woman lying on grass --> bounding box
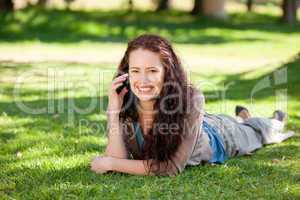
[90,34,295,176]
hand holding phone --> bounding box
[116,78,129,94]
[107,73,129,115]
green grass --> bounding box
[1,6,300,43]
[0,5,300,200]
[1,7,299,74]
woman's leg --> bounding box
[269,114,295,143]
[241,108,295,144]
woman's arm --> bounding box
[91,156,154,176]
[111,157,152,176]
[104,113,128,159]
[104,73,129,159]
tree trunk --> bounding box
[128,0,133,12]
[282,0,297,23]
[156,0,169,11]
[37,0,47,7]
[65,0,75,10]
[190,0,203,15]
[202,0,226,19]
[247,0,253,12]
[0,0,14,11]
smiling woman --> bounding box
[128,48,165,103]
[90,34,295,176]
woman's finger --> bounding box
[96,170,107,174]
[119,87,128,97]
[111,82,124,90]
[112,77,127,85]
[112,74,128,84]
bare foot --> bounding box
[239,110,251,120]
[273,110,287,124]
[235,105,251,121]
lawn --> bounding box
[0,4,300,199]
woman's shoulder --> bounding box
[180,88,204,137]
[186,88,205,120]
[192,88,205,108]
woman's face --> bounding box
[128,48,165,102]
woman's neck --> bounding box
[138,100,155,111]
[137,100,157,134]
[138,100,157,116]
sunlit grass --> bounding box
[1,6,299,76]
[0,3,300,199]
[1,53,299,199]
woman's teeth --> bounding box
[138,86,153,92]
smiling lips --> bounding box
[137,85,154,93]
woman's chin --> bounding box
[136,94,158,102]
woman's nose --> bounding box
[137,73,151,84]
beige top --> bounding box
[121,90,212,176]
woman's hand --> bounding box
[107,73,129,115]
[90,156,113,174]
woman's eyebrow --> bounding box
[129,66,140,70]
[147,66,159,69]
[129,66,159,70]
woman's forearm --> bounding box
[110,157,152,176]
[105,114,128,158]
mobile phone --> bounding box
[116,77,129,94]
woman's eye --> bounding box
[131,70,138,73]
[150,70,157,73]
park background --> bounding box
[0,0,300,199]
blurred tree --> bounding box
[247,0,254,11]
[37,0,47,6]
[190,0,203,15]
[202,0,226,19]
[282,0,297,23]
[65,0,75,10]
[155,0,169,11]
[0,0,14,11]
[128,0,133,12]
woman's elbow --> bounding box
[104,148,128,159]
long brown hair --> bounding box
[114,34,199,175]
